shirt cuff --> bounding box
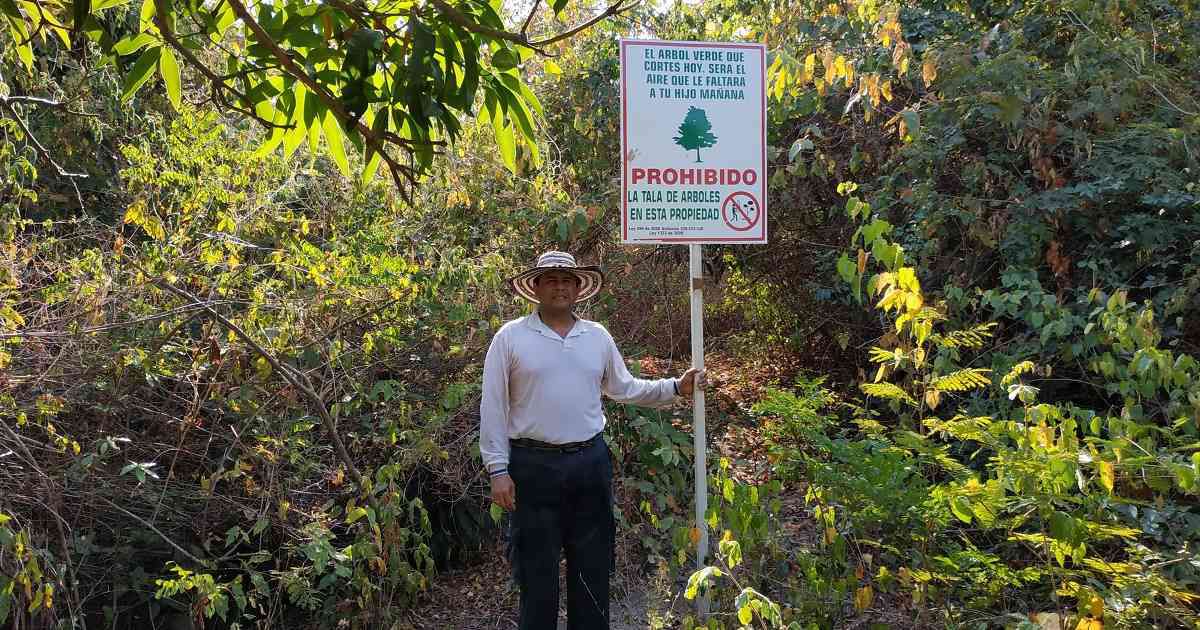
[487,462,509,474]
[672,378,680,396]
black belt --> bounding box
[510,433,601,453]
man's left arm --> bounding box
[600,331,702,407]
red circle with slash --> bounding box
[721,191,761,231]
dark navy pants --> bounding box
[508,437,614,630]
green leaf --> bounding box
[950,495,973,524]
[861,218,892,247]
[491,48,518,70]
[345,506,368,524]
[159,47,182,110]
[121,46,163,101]
[91,0,134,10]
[788,137,813,162]
[361,108,386,185]
[253,125,287,158]
[836,253,856,285]
[495,82,540,164]
[900,109,920,141]
[283,85,308,157]
[112,33,155,56]
[552,0,568,13]
[138,0,155,30]
[489,503,502,524]
[514,77,544,118]
[323,111,351,177]
[5,13,34,71]
[489,98,517,174]
[860,382,917,407]
[304,91,324,151]
[684,566,722,600]
[738,604,753,625]
[543,59,562,75]
[719,538,742,568]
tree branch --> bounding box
[223,0,418,198]
[0,95,88,181]
[521,0,541,37]
[96,495,208,567]
[528,0,632,48]
[427,0,633,55]
[0,73,87,210]
[152,3,284,132]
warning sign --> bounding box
[620,39,767,244]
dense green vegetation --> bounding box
[2,0,1198,628]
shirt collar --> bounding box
[525,312,590,339]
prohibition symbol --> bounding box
[721,191,761,231]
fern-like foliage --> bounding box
[860,382,917,407]
[924,415,994,443]
[931,368,992,392]
[1001,360,1037,386]
[868,346,900,365]
[933,322,998,349]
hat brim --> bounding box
[508,266,604,304]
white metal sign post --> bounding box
[619,38,767,617]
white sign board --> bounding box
[620,39,767,244]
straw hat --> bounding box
[508,251,604,304]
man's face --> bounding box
[532,270,581,309]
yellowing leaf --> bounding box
[922,56,938,88]
[881,80,893,101]
[543,59,562,75]
[345,506,368,524]
[854,585,874,612]
[1076,617,1103,630]
[833,55,847,81]
[1098,460,1115,492]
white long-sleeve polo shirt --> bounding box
[479,312,679,473]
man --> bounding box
[480,251,702,630]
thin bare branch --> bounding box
[428,0,631,56]
[142,260,373,502]
[96,495,208,567]
[0,76,88,209]
[521,0,541,37]
[528,0,632,48]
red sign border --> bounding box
[620,38,768,245]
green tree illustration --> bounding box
[673,106,719,162]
